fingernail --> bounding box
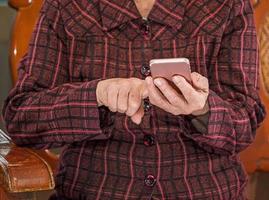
[154,79,162,86]
[172,76,181,83]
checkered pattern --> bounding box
[2,0,265,199]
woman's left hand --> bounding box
[145,72,209,116]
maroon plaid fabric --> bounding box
[2,0,266,199]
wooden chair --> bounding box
[0,0,268,199]
[239,0,269,175]
[239,1,269,199]
[0,1,58,199]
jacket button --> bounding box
[143,99,152,112]
[144,174,156,187]
[140,20,150,36]
[143,134,155,146]
[141,64,151,76]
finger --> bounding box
[101,89,108,106]
[107,85,118,112]
[172,75,196,102]
[126,88,141,116]
[145,77,176,112]
[140,81,149,99]
[117,86,130,113]
[153,78,187,106]
[191,72,209,92]
[96,81,108,106]
[131,105,144,124]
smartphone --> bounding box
[149,58,192,83]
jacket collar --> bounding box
[99,0,186,31]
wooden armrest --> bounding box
[8,0,33,9]
[8,0,43,84]
[0,144,58,193]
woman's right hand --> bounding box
[96,78,148,124]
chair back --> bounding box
[240,0,269,173]
[9,0,43,84]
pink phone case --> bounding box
[149,58,192,83]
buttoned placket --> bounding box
[138,19,159,199]
[140,18,151,40]
[140,25,153,115]
[140,19,153,115]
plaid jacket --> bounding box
[2,0,266,199]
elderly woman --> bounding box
[2,0,266,199]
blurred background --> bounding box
[0,0,269,200]
[0,0,13,130]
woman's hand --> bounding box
[96,78,148,124]
[145,72,209,116]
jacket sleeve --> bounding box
[184,0,266,155]
[2,0,114,149]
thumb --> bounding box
[131,105,144,125]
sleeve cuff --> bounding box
[185,90,226,134]
[187,113,209,133]
[72,79,115,140]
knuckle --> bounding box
[126,111,133,116]
[118,105,127,113]
[109,106,117,112]
[171,110,178,116]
